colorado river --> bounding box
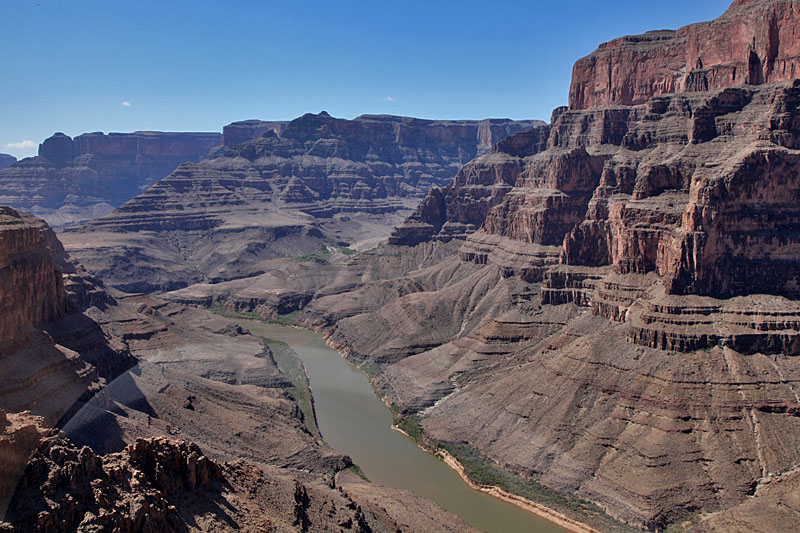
[244,322,568,533]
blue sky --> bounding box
[2,0,732,159]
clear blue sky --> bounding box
[2,0,733,159]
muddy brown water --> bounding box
[245,322,568,533]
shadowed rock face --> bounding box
[61,113,542,293]
[0,155,15,171]
[569,0,800,110]
[0,131,221,227]
[0,207,65,355]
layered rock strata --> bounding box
[569,0,800,110]
[265,1,800,529]
[0,131,221,227]
[62,112,542,292]
[0,207,65,354]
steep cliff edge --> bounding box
[569,0,800,110]
[0,131,221,227]
[62,113,542,293]
[0,207,65,354]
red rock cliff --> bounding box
[569,0,800,110]
[0,207,65,354]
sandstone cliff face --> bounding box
[569,0,800,110]
[62,112,542,293]
[400,80,800,302]
[0,131,221,227]
[0,207,65,355]
[389,123,552,245]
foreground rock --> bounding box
[61,113,542,293]
[2,435,476,532]
[0,131,221,227]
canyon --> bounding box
[0,208,479,531]
[0,131,221,228]
[4,0,800,531]
[60,113,541,292]
[158,0,800,530]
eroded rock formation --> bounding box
[62,113,542,292]
[1,435,476,532]
[0,131,221,227]
[569,0,800,110]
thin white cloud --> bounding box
[121,101,132,107]
[4,140,37,150]
[385,96,395,102]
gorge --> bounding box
[4,0,800,531]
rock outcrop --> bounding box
[0,411,49,520]
[0,207,65,354]
[222,119,288,146]
[62,113,542,292]
[0,131,221,227]
[0,155,15,171]
[569,0,800,110]
[1,435,477,532]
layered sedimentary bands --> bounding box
[61,113,541,292]
[172,1,800,529]
[0,131,221,227]
[0,208,476,531]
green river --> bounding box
[244,322,568,533]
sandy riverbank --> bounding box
[436,449,601,533]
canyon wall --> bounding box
[62,112,543,292]
[569,0,800,110]
[0,131,221,227]
[0,207,65,355]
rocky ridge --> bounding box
[0,131,221,227]
[61,112,542,293]
[2,435,476,532]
